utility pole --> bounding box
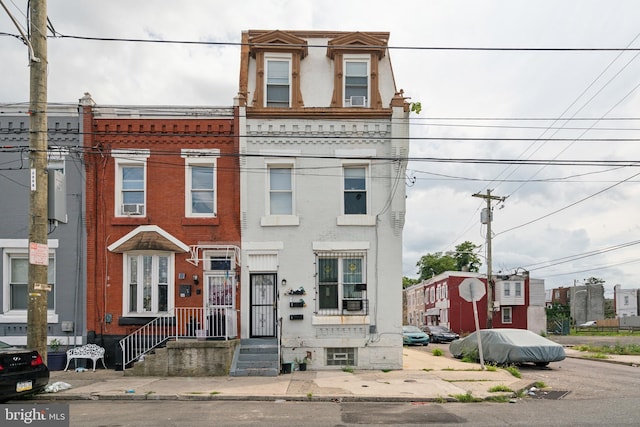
[27,0,49,359]
[472,189,506,329]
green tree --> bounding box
[452,241,482,273]
[416,241,482,281]
[403,276,420,289]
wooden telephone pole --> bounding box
[27,0,49,359]
[472,189,506,329]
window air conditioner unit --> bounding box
[122,203,144,215]
[344,299,364,311]
[349,96,366,107]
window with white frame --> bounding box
[113,150,149,217]
[265,58,291,107]
[343,166,367,215]
[124,252,173,314]
[503,282,511,297]
[182,149,219,217]
[502,307,512,324]
[317,252,366,314]
[515,282,522,297]
[268,166,293,215]
[5,253,55,311]
[344,59,369,107]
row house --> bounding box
[81,96,240,367]
[404,283,425,327]
[415,271,546,335]
[0,104,86,349]
[614,285,638,318]
[238,30,410,370]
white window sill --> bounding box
[0,312,59,323]
[312,315,370,325]
[337,215,376,226]
[261,215,300,227]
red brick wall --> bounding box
[84,111,240,337]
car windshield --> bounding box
[403,326,422,333]
[430,326,446,332]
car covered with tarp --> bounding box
[449,328,566,366]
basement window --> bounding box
[326,347,357,366]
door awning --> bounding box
[425,308,440,316]
[107,225,189,253]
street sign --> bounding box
[458,278,486,302]
[458,277,487,369]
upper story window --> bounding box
[266,58,291,108]
[182,149,219,218]
[269,166,293,215]
[503,282,511,297]
[344,166,367,215]
[113,149,150,217]
[344,60,369,107]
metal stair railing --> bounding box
[119,307,239,370]
[119,312,176,370]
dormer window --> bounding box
[266,57,291,108]
[344,59,369,107]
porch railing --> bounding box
[119,307,238,370]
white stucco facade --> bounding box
[238,30,410,370]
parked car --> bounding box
[0,340,50,402]
[449,328,565,367]
[422,325,460,343]
[402,325,430,346]
[579,321,597,327]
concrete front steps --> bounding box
[230,338,279,377]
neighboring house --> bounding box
[614,285,638,318]
[549,286,571,307]
[81,95,240,366]
[0,104,86,348]
[419,271,544,334]
[238,30,411,370]
[569,284,605,325]
[404,283,425,327]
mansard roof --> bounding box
[248,30,308,58]
[326,31,389,59]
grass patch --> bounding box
[503,365,521,378]
[306,392,313,400]
[432,348,444,357]
[450,391,482,402]
[461,349,479,363]
[583,352,608,359]
[381,369,391,373]
[485,364,498,372]
[488,384,513,393]
[209,391,220,395]
[534,381,547,389]
[484,395,512,403]
[434,395,448,404]
[422,368,434,372]
[342,366,354,373]
[575,343,640,355]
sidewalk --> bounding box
[35,346,638,403]
[36,348,529,402]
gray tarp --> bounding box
[449,328,566,364]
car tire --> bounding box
[535,362,549,367]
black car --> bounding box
[422,325,460,343]
[0,340,50,402]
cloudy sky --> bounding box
[3,1,640,296]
